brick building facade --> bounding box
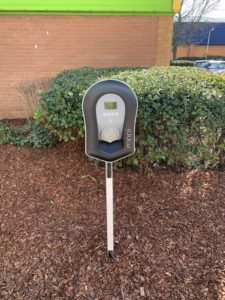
[0,15,174,118]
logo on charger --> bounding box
[126,129,133,149]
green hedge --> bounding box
[177,56,225,61]
[0,120,57,148]
[170,60,195,67]
[39,67,225,170]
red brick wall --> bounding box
[156,16,173,65]
[177,45,225,58]
[0,15,173,118]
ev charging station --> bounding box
[82,79,138,259]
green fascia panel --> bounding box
[0,0,174,15]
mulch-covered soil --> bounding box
[0,141,225,300]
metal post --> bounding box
[206,28,214,60]
[106,162,116,259]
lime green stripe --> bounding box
[0,11,173,16]
[0,0,174,15]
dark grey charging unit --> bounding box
[83,80,138,162]
[82,79,138,259]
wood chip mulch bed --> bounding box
[0,142,225,300]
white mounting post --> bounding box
[106,162,116,259]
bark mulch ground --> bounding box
[0,142,225,300]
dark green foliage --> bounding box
[26,121,58,148]
[112,68,225,170]
[38,67,225,170]
[170,60,195,67]
[0,121,57,148]
[177,56,225,61]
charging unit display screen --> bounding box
[104,102,117,110]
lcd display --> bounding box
[104,102,117,110]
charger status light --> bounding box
[103,112,119,117]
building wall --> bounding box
[177,45,225,58]
[156,16,173,65]
[0,15,173,119]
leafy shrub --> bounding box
[39,67,225,170]
[0,121,57,148]
[111,68,225,170]
[170,60,195,67]
[0,123,13,144]
[27,121,58,148]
